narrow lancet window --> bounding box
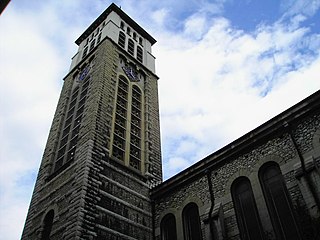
[183,203,202,240]
[41,210,54,240]
[161,213,177,240]
[231,177,264,240]
[259,162,301,240]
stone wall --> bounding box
[21,40,87,239]
[22,36,162,240]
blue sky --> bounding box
[1,0,320,239]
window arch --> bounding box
[118,31,126,48]
[182,202,202,240]
[41,210,54,240]
[231,177,264,240]
[160,213,177,240]
[259,162,301,240]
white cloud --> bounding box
[184,14,207,40]
[1,0,320,239]
[151,8,169,27]
[0,4,70,240]
[168,157,190,172]
[156,12,320,179]
[198,0,225,15]
[281,0,320,18]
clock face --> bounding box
[79,67,89,81]
[122,66,138,82]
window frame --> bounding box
[41,210,54,240]
[182,202,202,240]
[118,31,126,49]
[137,46,143,63]
[231,176,264,240]
[259,162,301,240]
[160,213,177,240]
[111,76,144,172]
[128,39,135,56]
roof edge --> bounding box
[75,3,156,46]
[151,89,320,198]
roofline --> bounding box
[75,3,156,45]
[151,89,320,199]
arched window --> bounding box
[41,210,54,240]
[182,203,202,240]
[112,76,128,162]
[139,37,143,46]
[259,162,301,240]
[231,177,264,240]
[160,213,177,240]
[129,85,142,170]
[128,39,135,56]
[118,31,126,48]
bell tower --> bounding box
[22,3,162,239]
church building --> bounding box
[22,3,320,240]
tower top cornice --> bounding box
[75,3,156,46]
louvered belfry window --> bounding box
[118,31,126,49]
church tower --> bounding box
[22,3,162,239]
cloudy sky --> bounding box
[1,0,320,239]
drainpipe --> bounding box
[285,122,320,211]
[151,199,156,240]
[206,169,215,240]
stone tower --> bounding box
[22,3,162,239]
